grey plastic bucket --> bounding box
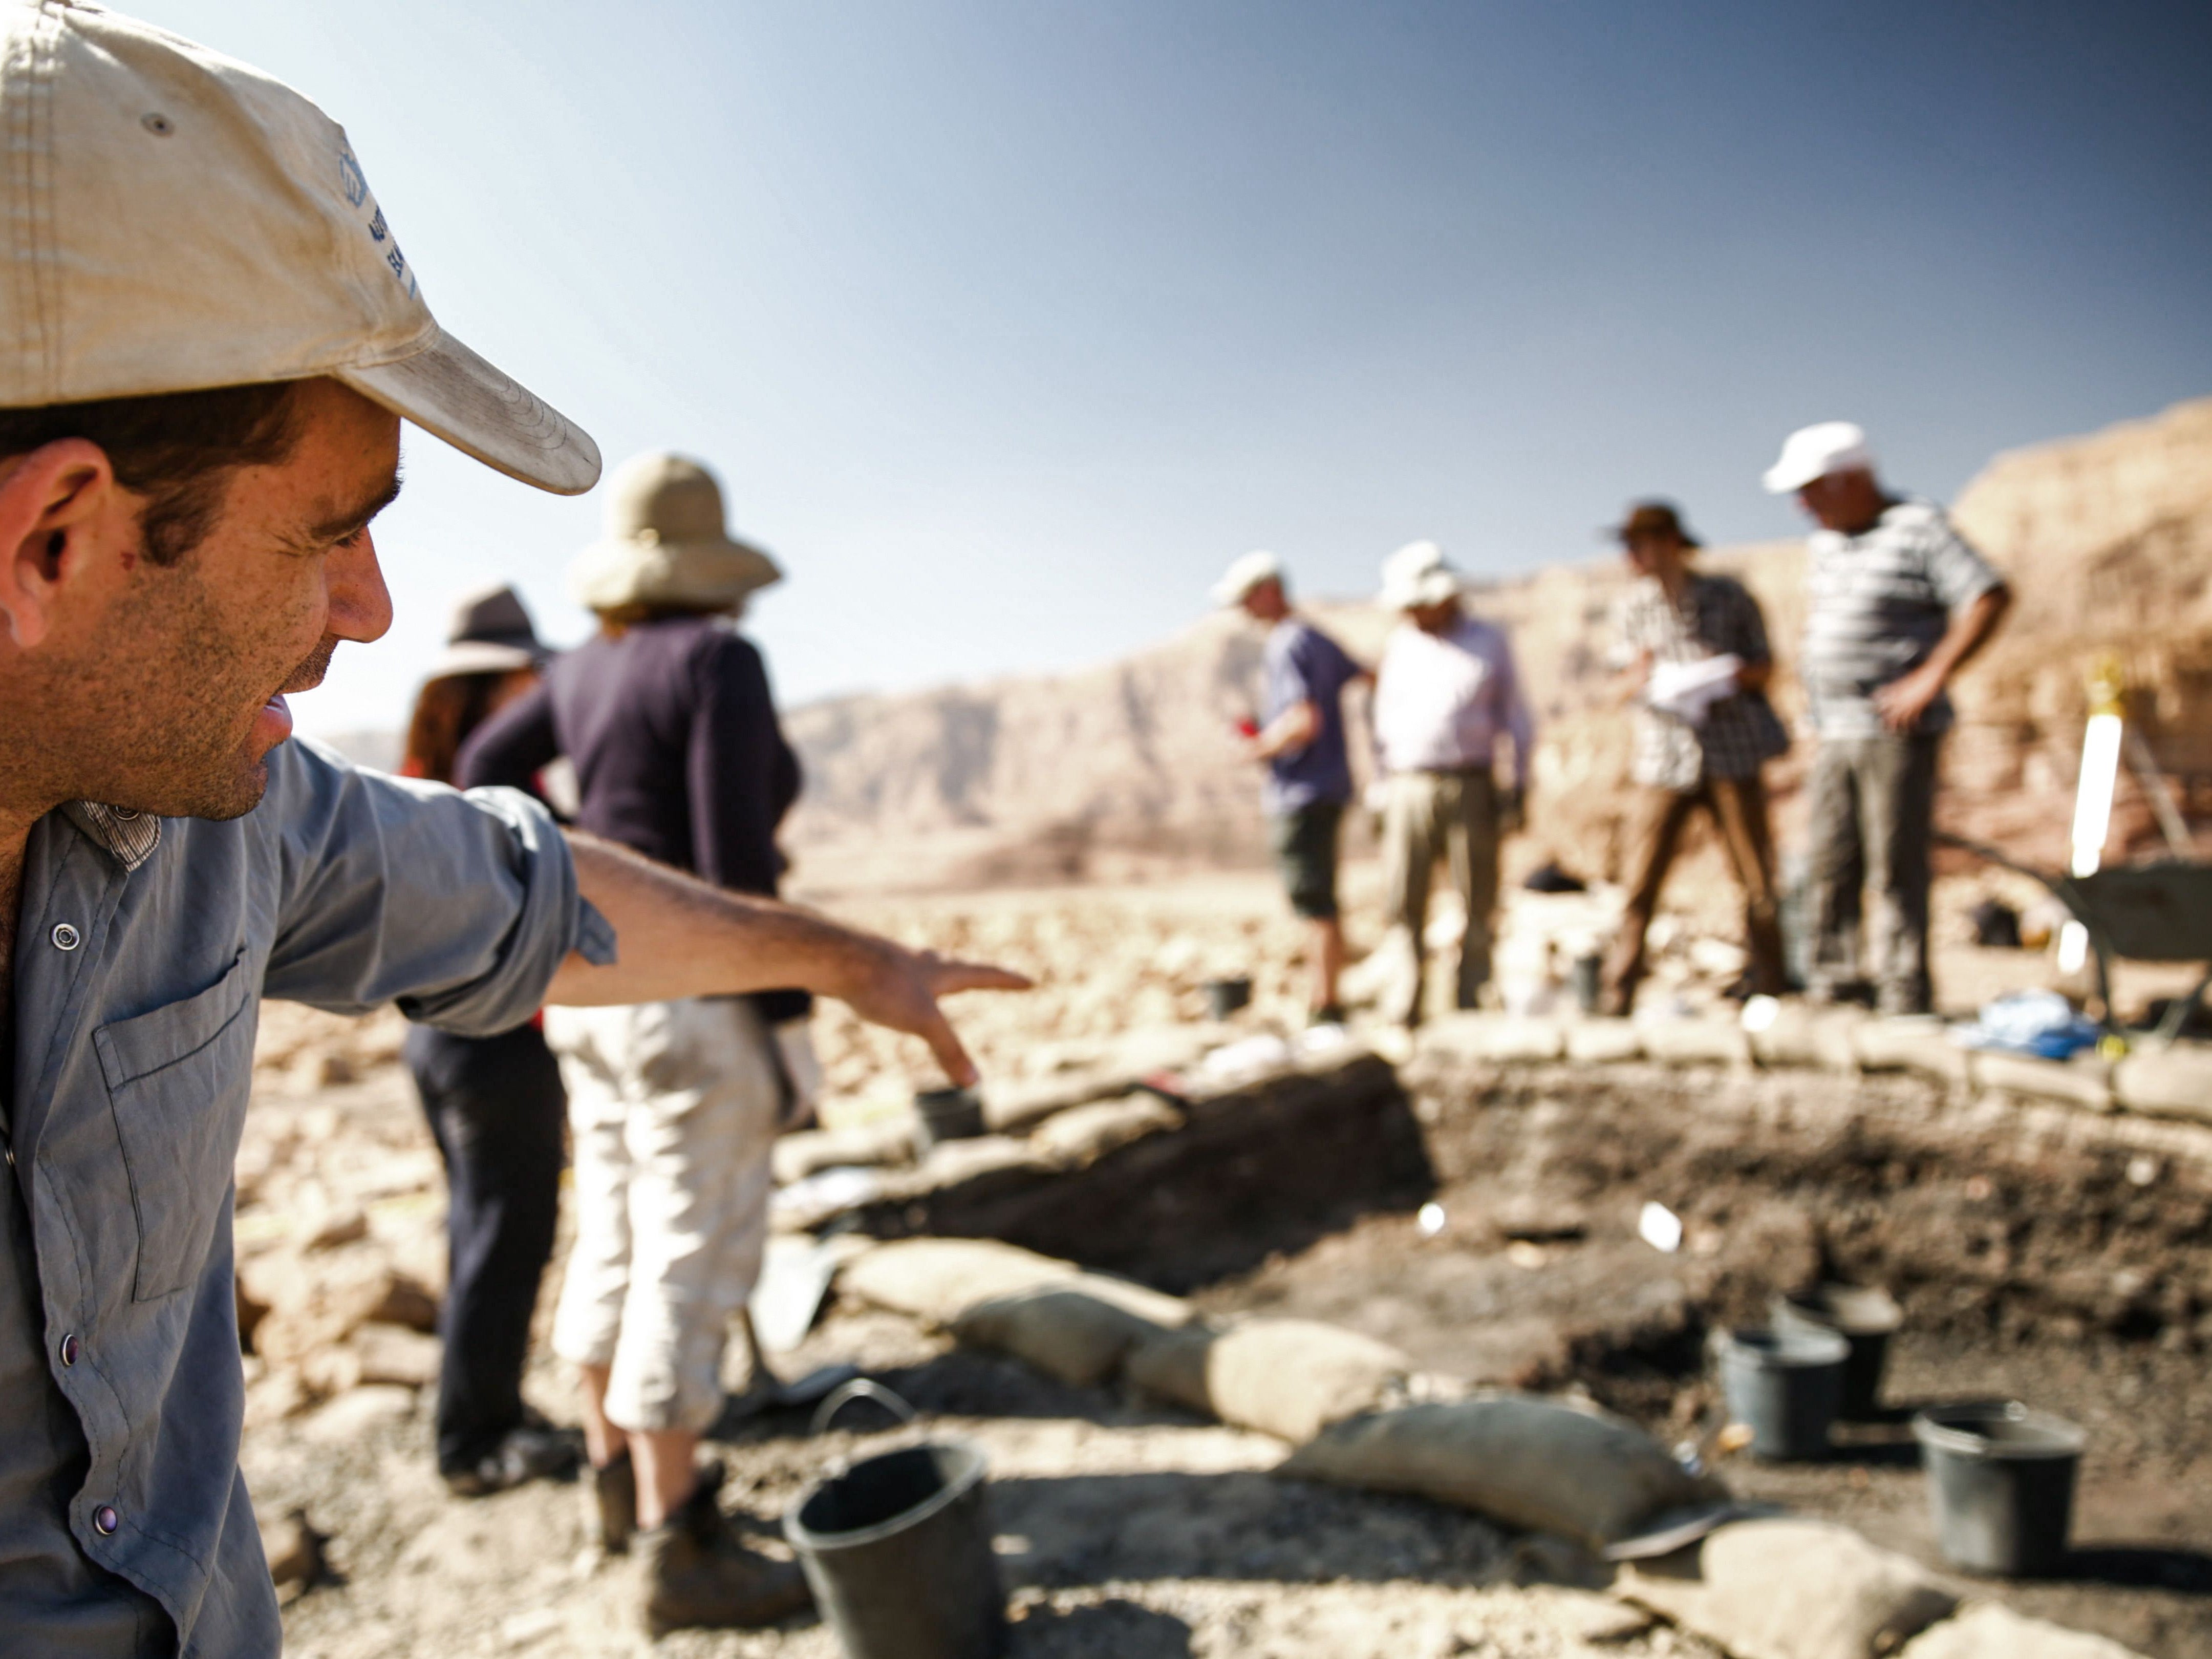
[1772,1283,1902,1419]
[785,1385,1005,1659]
[912,1086,986,1152]
[1913,1401,2086,1577]
[1204,976,1254,1019]
[1718,1326,1849,1460]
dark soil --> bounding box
[1053,1057,2212,1658]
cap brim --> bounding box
[338,327,602,496]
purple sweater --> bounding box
[458,614,807,1018]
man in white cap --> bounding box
[1370,541,1535,1024]
[463,450,821,1631]
[0,9,1022,1654]
[1212,551,1368,1022]
[1764,421,2009,1013]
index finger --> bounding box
[919,1005,980,1089]
[930,959,1035,996]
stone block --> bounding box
[1420,1013,1565,1064]
[1619,1518,1956,1659]
[2112,1046,2212,1124]
[1898,1602,2147,1658]
[1565,1019,1644,1064]
[1970,1050,2113,1112]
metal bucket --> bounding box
[784,1383,1006,1659]
[1914,1401,2085,1577]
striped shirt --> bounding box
[1800,499,2003,739]
[1616,572,1789,791]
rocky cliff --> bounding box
[784,398,2212,895]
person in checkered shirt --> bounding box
[1600,502,1790,1014]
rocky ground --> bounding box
[236,865,2211,1656]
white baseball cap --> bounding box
[1763,421,1876,495]
[1377,539,1463,611]
[0,2,598,495]
[1210,548,1284,607]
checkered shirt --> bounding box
[1616,570,1789,791]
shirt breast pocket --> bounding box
[94,952,257,1303]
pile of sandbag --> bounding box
[836,1238,1723,1555]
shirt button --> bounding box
[51,922,81,951]
[59,1334,78,1367]
[94,1505,119,1535]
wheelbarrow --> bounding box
[1940,834,2212,1049]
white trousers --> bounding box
[546,997,780,1435]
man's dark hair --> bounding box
[0,380,302,566]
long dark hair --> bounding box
[402,673,508,786]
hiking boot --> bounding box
[586,1450,637,1556]
[636,1463,812,1635]
[442,1421,582,1499]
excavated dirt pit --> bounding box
[905,1055,2212,1658]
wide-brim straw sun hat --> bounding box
[569,452,783,611]
[1377,539,1465,611]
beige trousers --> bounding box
[546,997,780,1435]
[1382,769,1501,1024]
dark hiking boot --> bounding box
[442,1421,581,1498]
[586,1450,637,1555]
[637,1463,812,1635]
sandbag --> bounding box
[1127,1318,1411,1443]
[952,1278,1192,1386]
[838,1238,1079,1327]
[1281,1393,1720,1549]
[1898,1603,2146,1659]
[1620,1518,1956,1659]
[1029,1096,1180,1166]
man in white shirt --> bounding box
[1371,541,1536,1025]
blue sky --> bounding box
[137,1,2212,734]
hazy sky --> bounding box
[137,1,2212,735]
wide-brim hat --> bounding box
[421,582,547,680]
[1377,538,1465,611]
[569,452,783,610]
[1609,501,1702,548]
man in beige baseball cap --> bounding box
[0,8,1023,1653]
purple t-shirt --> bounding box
[1263,619,1360,814]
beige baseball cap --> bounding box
[0,2,599,494]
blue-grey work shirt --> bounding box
[0,737,614,1656]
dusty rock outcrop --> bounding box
[785,397,2212,894]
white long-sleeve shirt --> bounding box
[1373,612,1535,784]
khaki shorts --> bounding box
[546,997,781,1435]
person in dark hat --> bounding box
[1600,502,1790,1014]
[396,584,578,1498]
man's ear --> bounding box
[0,438,120,650]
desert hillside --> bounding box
[783,396,2212,896]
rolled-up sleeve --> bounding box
[261,737,615,1033]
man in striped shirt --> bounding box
[1765,422,2010,1014]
